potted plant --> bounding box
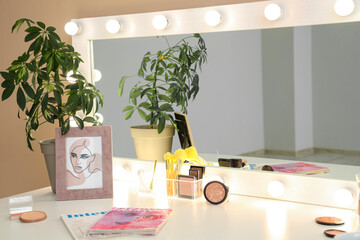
[118,34,207,163]
[0,18,104,192]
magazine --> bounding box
[61,211,124,240]
[88,208,173,235]
[256,162,329,175]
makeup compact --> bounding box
[315,216,345,226]
[324,229,346,238]
[204,181,229,205]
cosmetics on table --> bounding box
[177,174,200,199]
[315,216,344,226]
[189,165,205,179]
[203,181,229,205]
[324,229,346,238]
[218,158,247,168]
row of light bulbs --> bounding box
[267,180,354,208]
[64,0,357,36]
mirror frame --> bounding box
[71,0,360,84]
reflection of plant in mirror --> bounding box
[118,34,207,133]
[0,18,104,150]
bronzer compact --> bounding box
[203,181,229,205]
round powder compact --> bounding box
[20,211,47,223]
[324,229,346,238]
[315,216,345,226]
[204,181,229,205]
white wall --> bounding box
[294,26,314,151]
[312,22,360,151]
[262,28,295,152]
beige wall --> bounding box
[0,0,260,198]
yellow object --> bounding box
[164,146,210,197]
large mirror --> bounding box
[92,21,360,168]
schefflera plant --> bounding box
[118,34,207,133]
[0,18,104,150]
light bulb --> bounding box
[334,0,355,16]
[205,10,222,27]
[267,181,284,198]
[66,70,76,83]
[334,189,353,207]
[264,3,282,21]
[69,117,77,127]
[95,113,104,123]
[94,69,102,82]
[152,15,168,30]
[106,19,122,33]
[64,21,79,36]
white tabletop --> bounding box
[1,180,359,240]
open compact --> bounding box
[203,181,229,205]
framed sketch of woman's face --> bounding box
[55,126,113,200]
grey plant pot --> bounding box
[39,138,56,193]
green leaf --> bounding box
[41,92,48,110]
[83,116,96,123]
[138,102,151,109]
[34,87,44,103]
[8,64,22,72]
[0,72,15,82]
[158,115,165,134]
[2,85,15,101]
[118,76,127,97]
[25,26,41,33]
[25,32,40,42]
[122,106,135,112]
[17,87,26,110]
[46,56,54,73]
[30,114,39,130]
[37,21,46,29]
[160,103,172,111]
[61,118,70,135]
[158,94,172,103]
[49,34,58,49]
[12,18,34,33]
[46,26,56,32]
[138,109,148,121]
[73,115,84,129]
[125,109,135,120]
[22,82,35,99]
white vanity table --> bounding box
[1,156,360,240]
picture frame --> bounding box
[55,126,113,201]
[174,112,194,149]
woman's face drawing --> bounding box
[70,139,95,173]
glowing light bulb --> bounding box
[64,21,79,36]
[66,70,76,83]
[334,189,353,207]
[334,0,355,16]
[94,69,102,82]
[264,3,282,21]
[267,181,284,198]
[205,10,222,27]
[106,20,122,33]
[95,113,104,123]
[152,15,168,30]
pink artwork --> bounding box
[88,208,173,235]
[56,126,113,201]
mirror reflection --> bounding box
[93,21,360,167]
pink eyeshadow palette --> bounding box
[204,181,229,205]
[177,175,197,199]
